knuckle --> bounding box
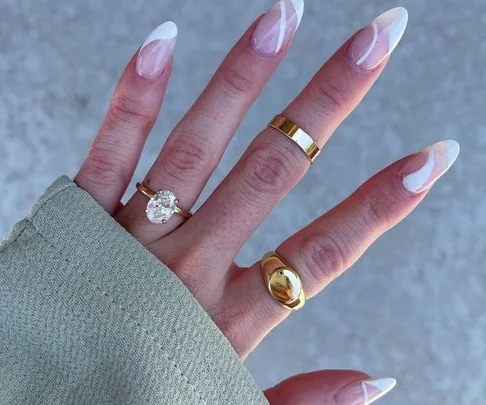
[359,190,398,233]
[109,93,155,132]
[239,146,293,197]
[161,137,216,182]
[218,68,254,100]
[313,76,351,117]
[81,148,126,189]
[300,233,348,284]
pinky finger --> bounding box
[75,21,177,214]
[224,140,459,357]
[265,369,396,405]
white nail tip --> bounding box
[141,21,178,50]
[290,0,305,27]
[365,378,397,393]
[403,140,460,193]
[446,139,461,166]
[387,7,408,53]
[354,7,407,68]
[362,378,397,405]
[274,0,304,54]
[275,0,287,54]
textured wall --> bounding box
[1,0,485,403]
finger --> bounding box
[117,0,305,242]
[176,7,409,265]
[75,21,177,214]
[224,140,459,356]
[265,370,396,405]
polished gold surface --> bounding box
[136,182,192,220]
[136,182,156,199]
[268,115,321,163]
[174,206,192,219]
[261,251,305,311]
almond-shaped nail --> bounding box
[136,21,177,79]
[402,140,460,193]
[334,378,397,405]
[251,0,304,58]
[349,7,408,70]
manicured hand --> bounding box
[74,3,459,404]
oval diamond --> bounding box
[145,190,177,224]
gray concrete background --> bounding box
[1,0,485,403]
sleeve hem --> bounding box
[4,176,268,405]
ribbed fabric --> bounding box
[0,177,269,405]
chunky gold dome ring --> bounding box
[136,182,192,224]
[261,251,305,311]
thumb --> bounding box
[264,370,396,405]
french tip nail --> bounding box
[251,0,303,57]
[151,21,178,41]
[350,6,408,69]
[334,377,397,405]
[443,139,461,163]
[165,21,178,37]
[136,21,177,79]
[143,21,178,47]
[375,7,408,56]
[402,140,460,193]
[363,378,397,404]
[290,0,305,26]
[366,377,397,393]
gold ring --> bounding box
[261,251,305,311]
[268,114,321,163]
[136,182,192,224]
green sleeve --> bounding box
[0,176,268,405]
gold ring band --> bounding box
[268,114,320,163]
[261,251,305,311]
[136,182,192,224]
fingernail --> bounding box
[402,140,460,193]
[136,21,177,79]
[251,0,304,58]
[334,378,397,405]
[349,7,408,70]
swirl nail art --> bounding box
[349,7,408,70]
[402,140,460,193]
[251,0,304,58]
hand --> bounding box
[74,3,458,404]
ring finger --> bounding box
[225,140,460,357]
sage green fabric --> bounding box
[0,176,269,405]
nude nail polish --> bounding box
[334,378,397,405]
[349,7,408,70]
[251,0,304,58]
[136,21,178,79]
[402,140,460,193]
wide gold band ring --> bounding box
[261,251,305,311]
[268,114,321,163]
[136,182,192,224]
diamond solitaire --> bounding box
[146,190,177,224]
[136,183,192,224]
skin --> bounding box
[74,13,431,404]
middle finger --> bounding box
[172,8,409,266]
